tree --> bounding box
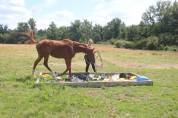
[0,24,8,34]
[161,1,178,34]
[92,24,103,42]
[58,26,69,39]
[141,1,178,46]
[79,20,93,42]
[103,18,125,40]
[126,25,140,41]
[0,25,10,43]
[47,21,58,39]
[28,18,37,34]
[103,25,112,40]
[138,21,151,38]
[36,29,47,39]
[142,1,172,25]
[17,22,30,32]
[119,23,127,39]
[68,20,81,41]
[108,18,122,39]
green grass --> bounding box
[0,44,178,118]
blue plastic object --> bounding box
[136,75,149,81]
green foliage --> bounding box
[79,19,92,42]
[145,36,159,50]
[17,22,30,32]
[0,24,9,43]
[126,25,141,41]
[36,29,47,39]
[68,20,81,41]
[163,45,178,51]
[103,18,126,40]
[108,18,122,39]
[47,22,58,39]
[141,0,178,47]
[135,36,159,50]
[114,40,135,49]
[109,39,117,45]
[57,26,69,39]
[142,1,172,25]
[158,33,176,45]
[28,18,37,34]
[103,25,112,40]
[92,24,103,42]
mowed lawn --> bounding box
[0,44,178,118]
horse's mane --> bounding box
[62,39,88,48]
[73,42,93,53]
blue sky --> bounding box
[0,0,175,29]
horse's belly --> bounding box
[50,46,75,58]
[50,53,66,58]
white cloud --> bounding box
[0,0,25,6]
[31,0,58,13]
[8,0,25,6]
[36,10,75,29]
[0,0,31,29]
[89,0,176,26]
[0,0,176,29]
[87,0,145,26]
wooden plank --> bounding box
[44,80,153,88]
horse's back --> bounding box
[36,39,75,58]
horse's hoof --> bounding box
[32,70,35,75]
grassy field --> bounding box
[0,44,178,118]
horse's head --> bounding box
[73,42,96,63]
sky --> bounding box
[0,0,175,29]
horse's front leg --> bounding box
[64,58,72,80]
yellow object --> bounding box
[42,74,52,79]
[129,76,137,80]
[120,78,125,80]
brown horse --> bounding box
[32,39,95,79]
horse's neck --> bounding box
[74,45,89,54]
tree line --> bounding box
[0,0,178,50]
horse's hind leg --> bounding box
[43,55,53,72]
[65,59,72,78]
[60,59,71,79]
[32,56,43,74]
[60,59,68,76]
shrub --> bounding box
[164,46,178,51]
[135,36,159,50]
[109,39,117,45]
[158,33,176,45]
[0,34,4,43]
[114,40,135,49]
[146,36,159,50]
[135,40,147,49]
